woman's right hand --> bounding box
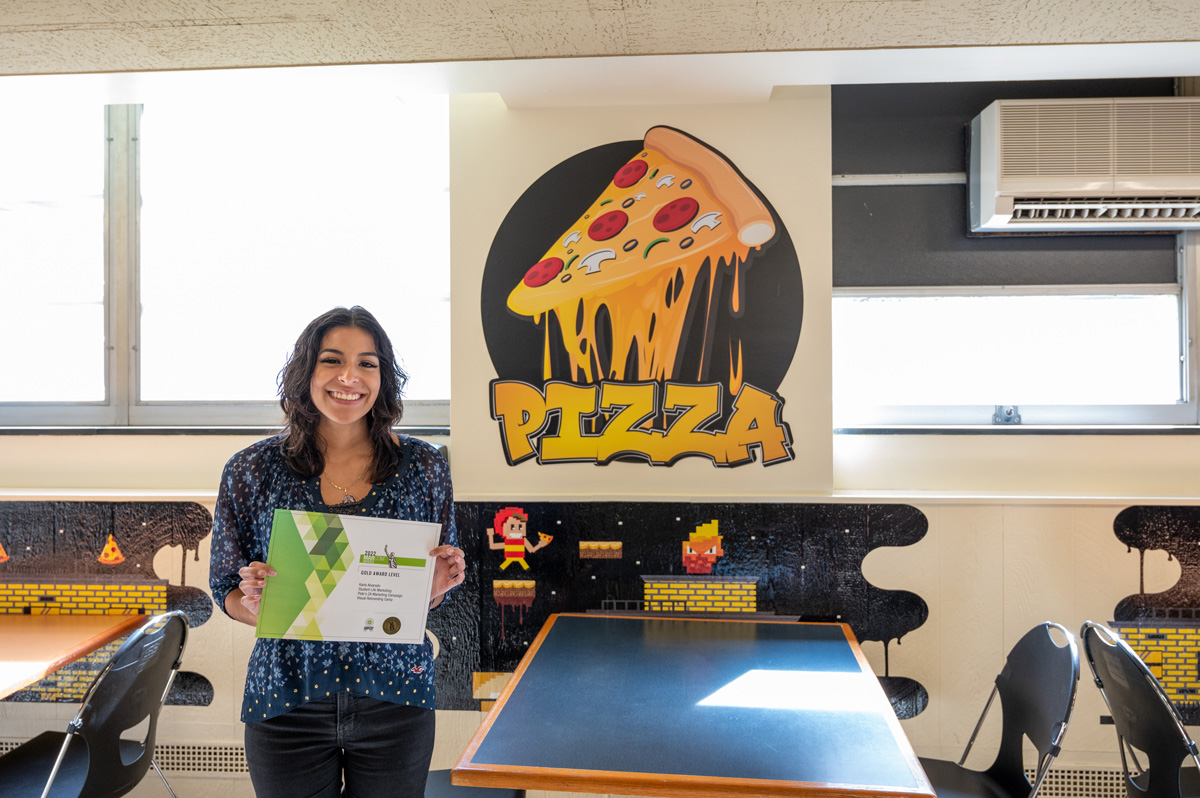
[237,561,277,617]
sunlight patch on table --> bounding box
[697,669,879,712]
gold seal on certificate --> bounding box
[256,509,441,645]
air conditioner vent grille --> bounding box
[1000,99,1200,179]
[1010,196,1200,223]
[1001,103,1113,176]
[1115,101,1200,174]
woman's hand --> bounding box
[429,545,466,608]
[235,561,277,619]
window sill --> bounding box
[835,425,1200,435]
[0,426,450,437]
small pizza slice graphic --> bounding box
[507,126,775,385]
[97,533,126,565]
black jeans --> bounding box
[244,693,436,798]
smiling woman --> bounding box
[208,305,466,798]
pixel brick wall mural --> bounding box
[1109,506,1200,725]
[0,502,214,705]
[1,500,929,720]
[440,502,929,719]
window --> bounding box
[831,79,1195,427]
[834,280,1193,425]
[0,104,106,409]
[1,95,450,427]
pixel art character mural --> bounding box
[489,506,553,571]
[682,520,724,574]
[451,501,930,720]
[482,126,804,468]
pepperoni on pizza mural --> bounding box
[613,158,648,188]
[653,197,699,233]
[501,125,801,396]
[589,209,629,241]
[523,257,564,288]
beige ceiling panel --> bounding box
[752,0,1011,51]
[343,0,519,61]
[485,0,595,13]
[0,3,107,26]
[0,28,158,75]
[986,0,1200,45]
[493,9,628,59]
[101,21,368,71]
[620,1,762,55]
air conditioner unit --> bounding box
[969,97,1200,232]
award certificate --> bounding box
[256,509,441,645]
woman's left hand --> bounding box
[429,544,466,607]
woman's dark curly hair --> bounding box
[277,306,408,482]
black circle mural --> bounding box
[481,128,804,400]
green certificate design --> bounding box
[256,509,440,645]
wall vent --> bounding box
[1024,767,1129,797]
[0,740,248,774]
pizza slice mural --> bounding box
[483,126,803,467]
[508,126,776,386]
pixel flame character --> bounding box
[489,507,553,570]
[682,521,724,574]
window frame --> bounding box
[833,228,1198,428]
[0,103,450,429]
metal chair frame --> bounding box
[7,611,189,798]
[928,621,1080,798]
[1081,621,1200,798]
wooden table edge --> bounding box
[452,762,936,798]
[838,623,934,796]
[0,613,150,700]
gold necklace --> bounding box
[323,471,365,505]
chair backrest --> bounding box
[982,622,1080,797]
[68,611,188,797]
[1081,621,1200,798]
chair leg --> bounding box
[151,758,177,798]
[39,735,75,798]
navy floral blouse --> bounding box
[208,434,456,723]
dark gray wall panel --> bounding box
[832,79,1175,175]
[834,184,1178,287]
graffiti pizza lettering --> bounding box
[491,379,792,466]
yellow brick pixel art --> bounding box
[0,580,167,615]
[640,575,759,613]
[1111,623,1200,706]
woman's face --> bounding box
[309,325,382,431]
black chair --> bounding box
[0,611,189,798]
[919,622,1080,798]
[1081,621,1200,798]
[425,769,525,798]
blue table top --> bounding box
[458,614,932,797]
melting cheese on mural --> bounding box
[507,126,775,386]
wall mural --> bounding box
[0,502,214,705]
[1109,506,1200,725]
[480,126,804,468]
[432,502,930,720]
[1,501,928,721]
